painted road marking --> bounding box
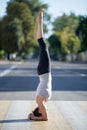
[0,65,17,77]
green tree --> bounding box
[0,19,3,50]
[10,0,48,17]
[1,17,20,53]
[51,13,81,58]
[53,13,79,33]
[48,34,61,60]
[52,13,68,32]
[76,16,87,51]
[9,0,50,34]
[1,2,36,54]
[58,27,81,55]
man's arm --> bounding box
[29,103,48,121]
[29,112,48,121]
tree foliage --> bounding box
[76,16,87,51]
[10,0,48,17]
[57,27,81,55]
[9,0,50,33]
[0,0,86,60]
[0,0,50,57]
[50,13,85,58]
[53,13,79,33]
[48,34,61,60]
[1,2,36,54]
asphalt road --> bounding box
[0,60,87,100]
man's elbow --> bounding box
[45,118,48,121]
[43,117,48,121]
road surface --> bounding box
[0,60,87,130]
[0,61,87,100]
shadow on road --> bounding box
[0,119,31,123]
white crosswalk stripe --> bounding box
[0,65,17,77]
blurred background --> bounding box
[0,0,87,62]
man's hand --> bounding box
[28,113,34,120]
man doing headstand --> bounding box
[28,9,52,121]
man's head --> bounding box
[33,107,42,117]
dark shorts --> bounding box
[37,38,51,75]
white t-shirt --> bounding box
[36,72,52,100]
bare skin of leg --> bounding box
[28,9,48,121]
[36,9,44,39]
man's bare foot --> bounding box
[36,9,44,23]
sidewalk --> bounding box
[0,60,21,65]
[0,100,87,130]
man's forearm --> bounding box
[32,115,48,121]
